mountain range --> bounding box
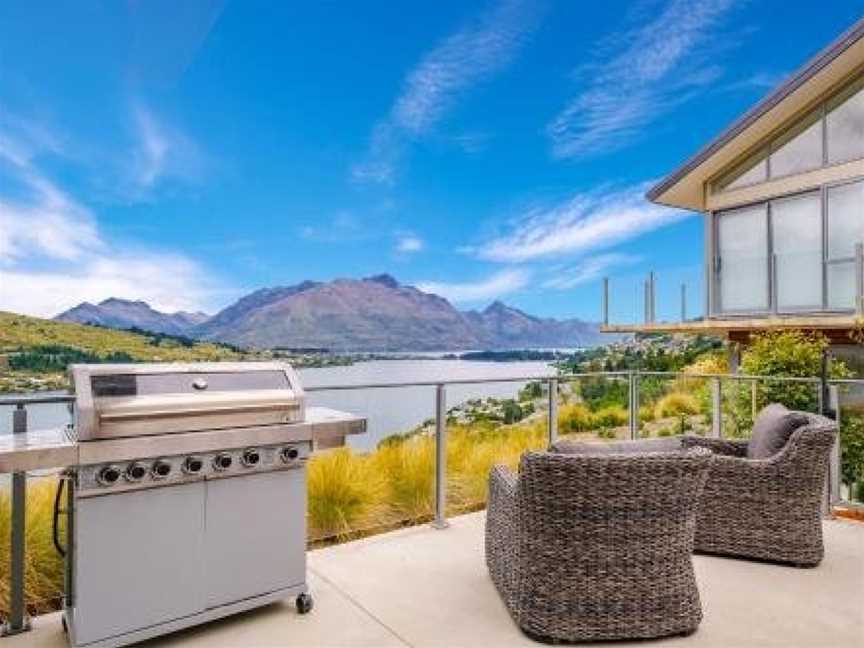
[55,275,606,351]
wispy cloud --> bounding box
[415,269,529,304]
[130,103,205,192]
[543,253,640,290]
[352,0,542,184]
[465,183,689,263]
[395,234,424,254]
[0,112,229,317]
[547,0,736,159]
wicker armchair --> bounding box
[681,413,837,567]
[485,448,712,643]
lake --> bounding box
[0,359,555,452]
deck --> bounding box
[7,512,864,648]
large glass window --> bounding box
[712,74,864,193]
[827,180,864,308]
[827,78,864,164]
[771,192,822,309]
[717,205,768,312]
[769,111,823,178]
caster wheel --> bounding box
[296,592,314,615]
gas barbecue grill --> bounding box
[54,362,365,648]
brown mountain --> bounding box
[55,275,605,351]
[55,298,209,336]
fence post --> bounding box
[750,380,758,421]
[711,378,722,438]
[856,243,863,316]
[628,372,640,440]
[431,384,449,529]
[2,404,31,636]
[602,277,609,327]
[649,272,656,323]
[824,386,841,517]
[680,283,687,322]
[547,378,558,447]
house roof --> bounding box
[647,17,864,211]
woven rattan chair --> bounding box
[485,448,712,643]
[681,412,837,567]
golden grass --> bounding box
[0,478,65,619]
[654,391,700,419]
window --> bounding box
[827,180,864,308]
[769,111,823,178]
[712,74,864,193]
[771,192,822,309]
[717,204,769,311]
[827,78,864,165]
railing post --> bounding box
[643,279,650,324]
[628,371,640,440]
[711,378,722,438]
[602,277,609,327]
[2,404,31,636]
[432,384,449,530]
[547,378,558,447]
[824,386,841,517]
[649,272,656,323]
[680,283,686,322]
[750,380,758,421]
[855,242,863,316]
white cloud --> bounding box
[0,113,228,318]
[547,0,735,158]
[466,184,689,263]
[352,0,541,184]
[543,253,640,290]
[131,103,205,191]
[415,269,529,303]
[395,235,424,254]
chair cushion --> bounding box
[551,437,683,455]
[747,404,809,459]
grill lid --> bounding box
[70,362,306,441]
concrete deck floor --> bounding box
[9,512,864,648]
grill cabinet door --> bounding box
[204,469,306,608]
[72,482,206,645]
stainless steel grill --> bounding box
[57,362,365,648]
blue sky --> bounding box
[1,1,861,321]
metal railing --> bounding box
[1,369,862,635]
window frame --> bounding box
[710,176,864,317]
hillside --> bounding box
[0,312,248,393]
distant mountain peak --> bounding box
[365,274,400,289]
[56,298,209,336]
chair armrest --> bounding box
[488,464,517,503]
[681,436,748,457]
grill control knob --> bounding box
[125,462,148,482]
[183,456,204,475]
[97,465,122,486]
[241,448,261,467]
[281,446,300,463]
[152,460,172,479]
[213,453,233,471]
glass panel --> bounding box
[827,180,864,259]
[827,77,864,165]
[717,205,768,312]
[769,110,823,178]
[827,261,855,309]
[713,148,768,192]
[771,192,822,309]
[827,181,864,309]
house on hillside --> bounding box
[604,17,864,368]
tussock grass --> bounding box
[654,392,700,419]
[0,478,65,619]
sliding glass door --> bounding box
[772,191,822,311]
[717,204,769,312]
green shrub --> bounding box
[654,392,700,419]
[591,405,628,428]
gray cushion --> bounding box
[551,437,683,455]
[747,404,809,460]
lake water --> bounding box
[0,359,555,453]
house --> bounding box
[604,17,864,366]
